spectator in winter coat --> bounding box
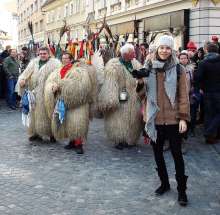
[179,52,198,137]
[0,45,11,98]
[137,43,149,65]
[3,49,20,109]
[211,36,220,54]
[186,41,197,64]
[19,47,30,73]
[195,42,220,144]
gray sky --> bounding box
[0,0,18,47]
[0,0,16,32]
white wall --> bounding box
[190,0,220,47]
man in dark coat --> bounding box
[20,47,30,73]
[195,42,220,144]
[3,49,20,109]
[212,36,220,54]
[0,45,11,59]
[0,45,11,98]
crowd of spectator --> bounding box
[0,34,219,145]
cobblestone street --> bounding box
[0,103,220,215]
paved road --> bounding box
[0,102,220,215]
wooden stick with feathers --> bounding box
[149,32,159,43]
[58,20,69,46]
[98,15,114,41]
[28,21,34,44]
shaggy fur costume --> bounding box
[18,57,61,137]
[98,58,143,145]
[44,62,97,141]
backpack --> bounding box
[175,63,183,97]
[176,63,181,82]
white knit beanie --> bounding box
[157,35,174,50]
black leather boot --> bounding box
[115,142,124,150]
[64,141,76,150]
[75,144,84,154]
[155,183,171,195]
[50,136,56,143]
[29,134,43,142]
[155,168,170,195]
[176,175,188,206]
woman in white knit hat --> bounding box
[132,35,190,206]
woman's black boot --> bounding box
[176,175,188,206]
[155,183,171,195]
[155,168,170,195]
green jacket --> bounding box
[3,56,20,79]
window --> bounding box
[70,2,74,15]
[23,10,26,20]
[81,0,86,11]
[98,0,106,9]
[46,12,50,23]
[64,4,69,17]
[110,0,119,5]
[31,4,34,14]
[110,2,121,13]
[27,7,29,17]
[76,0,80,13]
[40,0,46,6]
[125,0,139,8]
[35,22,38,33]
[34,0,38,12]
[40,20,43,31]
[56,7,61,20]
[125,0,131,8]
[48,11,52,23]
[51,10,55,22]
[87,0,94,13]
[20,13,23,22]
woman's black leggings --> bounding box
[152,125,185,179]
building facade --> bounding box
[42,0,87,45]
[86,0,220,49]
[190,0,220,46]
[87,0,192,49]
[17,0,47,48]
[17,0,220,50]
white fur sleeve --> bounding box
[98,60,120,112]
[17,60,35,96]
